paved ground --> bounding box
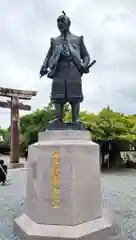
[0,169,26,239]
[1,169,136,239]
[0,154,26,167]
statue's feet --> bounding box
[72,119,82,124]
[72,120,86,130]
[49,118,63,124]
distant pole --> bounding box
[10,97,20,163]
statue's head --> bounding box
[57,11,71,33]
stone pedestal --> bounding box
[14,130,112,239]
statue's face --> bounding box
[57,16,70,33]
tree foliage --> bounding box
[1,104,136,153]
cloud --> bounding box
[0,0,136,127]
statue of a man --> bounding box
[40,11,93,124]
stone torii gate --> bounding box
[0,87,37,164]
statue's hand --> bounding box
[84,68,89,74]
[80,64,89,74]
[80,64,85,74]
[40,67,48,78]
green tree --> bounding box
[2,104,136,153]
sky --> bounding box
[0,0,136,128]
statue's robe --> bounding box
[41,32,90,103]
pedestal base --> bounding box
[14,130,113,239]
[14,214,112,240]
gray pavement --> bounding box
[0,154,26,167]
[0,169,26,239]
[1,169,136,239]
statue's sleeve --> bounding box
[42,38,53,69]
[80,36,90,67]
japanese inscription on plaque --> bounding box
[51,152,60,208]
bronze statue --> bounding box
[40,11,96,127]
